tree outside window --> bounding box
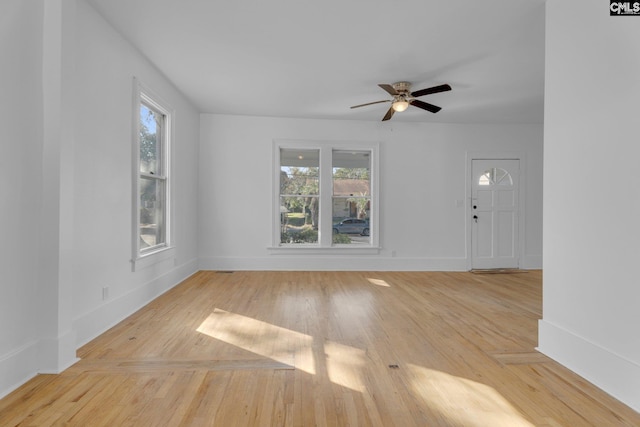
[275,144,377,248]
[134,85,171,259]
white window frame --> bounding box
[271,139,380,253]
[131,78,174,270]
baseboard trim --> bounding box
[74,258,199,349]
[37,328,80,374]
[537,319,640,413]
[1,259,199,400]
[521,254,542,269]
[198,256,469,271]
[0,341,38,399]
[0,332,81,400]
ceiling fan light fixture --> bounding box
[392,100,409,112]
[350,81,451,121]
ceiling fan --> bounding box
[351,81,452,121]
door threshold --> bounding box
[470,268,528,274]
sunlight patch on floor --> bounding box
[325,340,367,392]
[196,308,315,374]
[197,309,370,392]
[197,308,313,373]
[406,364,535,427]
[366,278,391,287]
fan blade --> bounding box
[410,99,442,113]
[411,84,452,98]
[350,100,391,109]
[378,84,399,96]
[382,106,395,121]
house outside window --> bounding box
[332,149,371,243]
[274,141,378,249]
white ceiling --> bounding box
[86,0,545,124]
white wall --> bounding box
[71,0,200,347]
[0,0,201,398]
[199,114,542,271]
[539,0,640,412]
[0,0,544,400]
[0,0,45,397]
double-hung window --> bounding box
[274,141,378,250]
[133,81,172,263]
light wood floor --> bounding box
[2,270,639,426]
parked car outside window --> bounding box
[333,218,370,236]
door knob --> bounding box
[473,215,478,223]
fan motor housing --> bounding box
[392,81,412,93]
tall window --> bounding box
[274,141,378,248]
[134,83,172,259]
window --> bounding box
[332,150,371,244]
[133,80,172,262]
[279,148,319,244]
[478,168,512,186]
[274,141,378,249]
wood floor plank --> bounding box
[67,357,294,373]
[1,270,639,426]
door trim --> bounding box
[465,151,526,271]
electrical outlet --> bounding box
[102,286,109,300]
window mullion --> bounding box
[319,147,333,247]
[140,172,167,180]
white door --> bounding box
[471,159,519,269]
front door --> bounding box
[471,159,519,269]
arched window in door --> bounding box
[478,167,513,186]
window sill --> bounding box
[131,246,175,271]
[268,245,381,255]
